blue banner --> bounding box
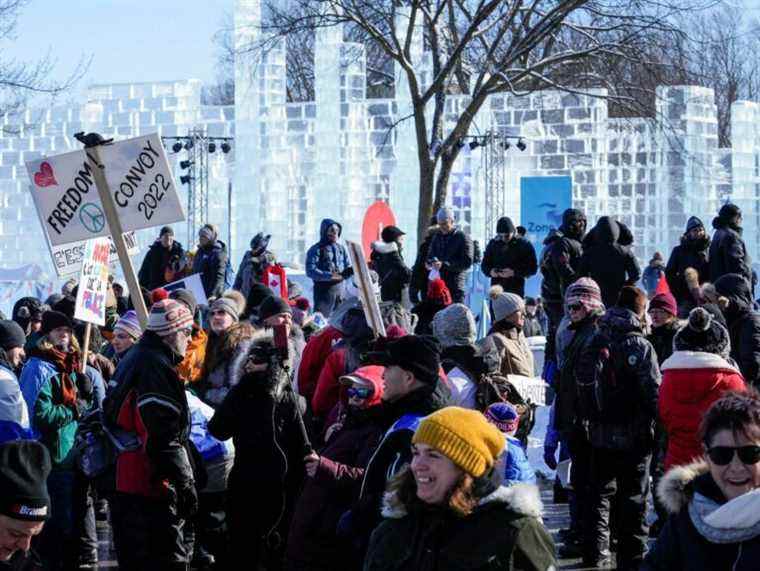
[520,176,573,298]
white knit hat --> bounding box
[146,300,193,337]
[489,286,524,323]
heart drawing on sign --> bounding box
[34,162,58,188]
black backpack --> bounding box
[576,329,643,425]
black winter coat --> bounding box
[137,240,185,291]
[644,461,760,571]
[480,236,537,297]
[539,227,584,304]
[350,383,452,551]
[426,228,474,298]
[365,484,556,571]
[715,273,760,387]
[665,234,710,308]
[578,217,641,308]
[410,227,437,303]
[580,307,661,450]
[648,320,682,366]
[208,330,307,537]
[192,240,228,299]
[709,217,752,284]
[370,241,412,303]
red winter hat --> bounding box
[427,278,452,306]
[649,292,677,317]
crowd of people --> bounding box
[0,201,760,570]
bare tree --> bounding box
[0,0,88,132]
[236,0,721,242]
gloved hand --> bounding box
[175,481,198,519]
[75,372,94,401]
[543,446,558,470]
[341,267,354,279]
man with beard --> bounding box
[710,203,752,285]
[138,226,186,291]
[0,321,31,443]
[540,208,587,370]
[665,216,711,317]
[481,216,538,297]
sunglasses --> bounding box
[347,386,373,399]
[706,445,760,466]
[568,303,584,312]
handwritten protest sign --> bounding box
[507,375,548,406]
[74,238,111,326]
[26,133,184,246]
[48,232,139,278]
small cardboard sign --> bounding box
[49,232,139,278]
[506,375,547,406]
[74,238,111,326]
[26,133,184,246]
[162,273,209,307]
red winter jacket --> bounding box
[311,347,348,418]
[659,351,746,470]
[297,326,343,402]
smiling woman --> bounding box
[645,390,760,570]
[364,407,557,571]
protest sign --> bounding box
[74,238,111,326]
[506,375,548,406]
[346,241,386,338]
[162,273,209,307]
[26,133,184,247]
[49,231,139,278]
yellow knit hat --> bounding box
[412,407,505,478]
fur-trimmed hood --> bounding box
[228,328,295,398]
[381,483,543,520]
[658,460,760,543]
[371,240,399,255]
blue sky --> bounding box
[2,0,231,93]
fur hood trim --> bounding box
[381,483,543,520]
[661,351,740,373]
[371,240,399,254]
[657,460,708,515]
[228,328,291,394]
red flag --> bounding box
[655,273,671,296]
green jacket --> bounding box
[364,483,557,571]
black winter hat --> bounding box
[258,295,292,321]
[719,203,741,220]
[159,226,174,237]
[0,320,27,351]
[250,232,271,252]
[674,307,731,358]
[496,217,516,235]
[0,441,51,521]
[562,208,586,227]
[41,310,73,335]
[168,288,198,317]
[12,297,43,331]
[367,335,441,384]
[52,295,76,319]
[686,216,704,233]
[381,225,405,244]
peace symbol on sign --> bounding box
[79,203,106,234]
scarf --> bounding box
[29,346,81,409]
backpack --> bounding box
[576,329,644,444]
[74,409,141,479]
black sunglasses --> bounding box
[568,303,584,312]
[707,445,760,466]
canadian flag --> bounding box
[263,264,288,299]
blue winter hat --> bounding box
[485,402,520,433]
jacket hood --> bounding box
[382,483,543,519]
[496,217,516,235]
[542,228,564,246]
[661,351,741,405]
[346,364,385,407]
[320,218,343,243]
[662,351,739,374]
[658,460,760,543]
[600,306,644,337]
[229,328,295,397]
[595,216,620,244]
[371,240,398,255]
[681,233,711,252]
[329,297,362,333]
[714,273,754,312]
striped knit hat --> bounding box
[114,310,142,340]
[565,277,604,314]
[146,299,193,337]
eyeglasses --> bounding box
[706,445,760,466]
[347,386,373,399]
[568,303,584,312]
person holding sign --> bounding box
[18,312,94,570]
[138,226,186,291]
